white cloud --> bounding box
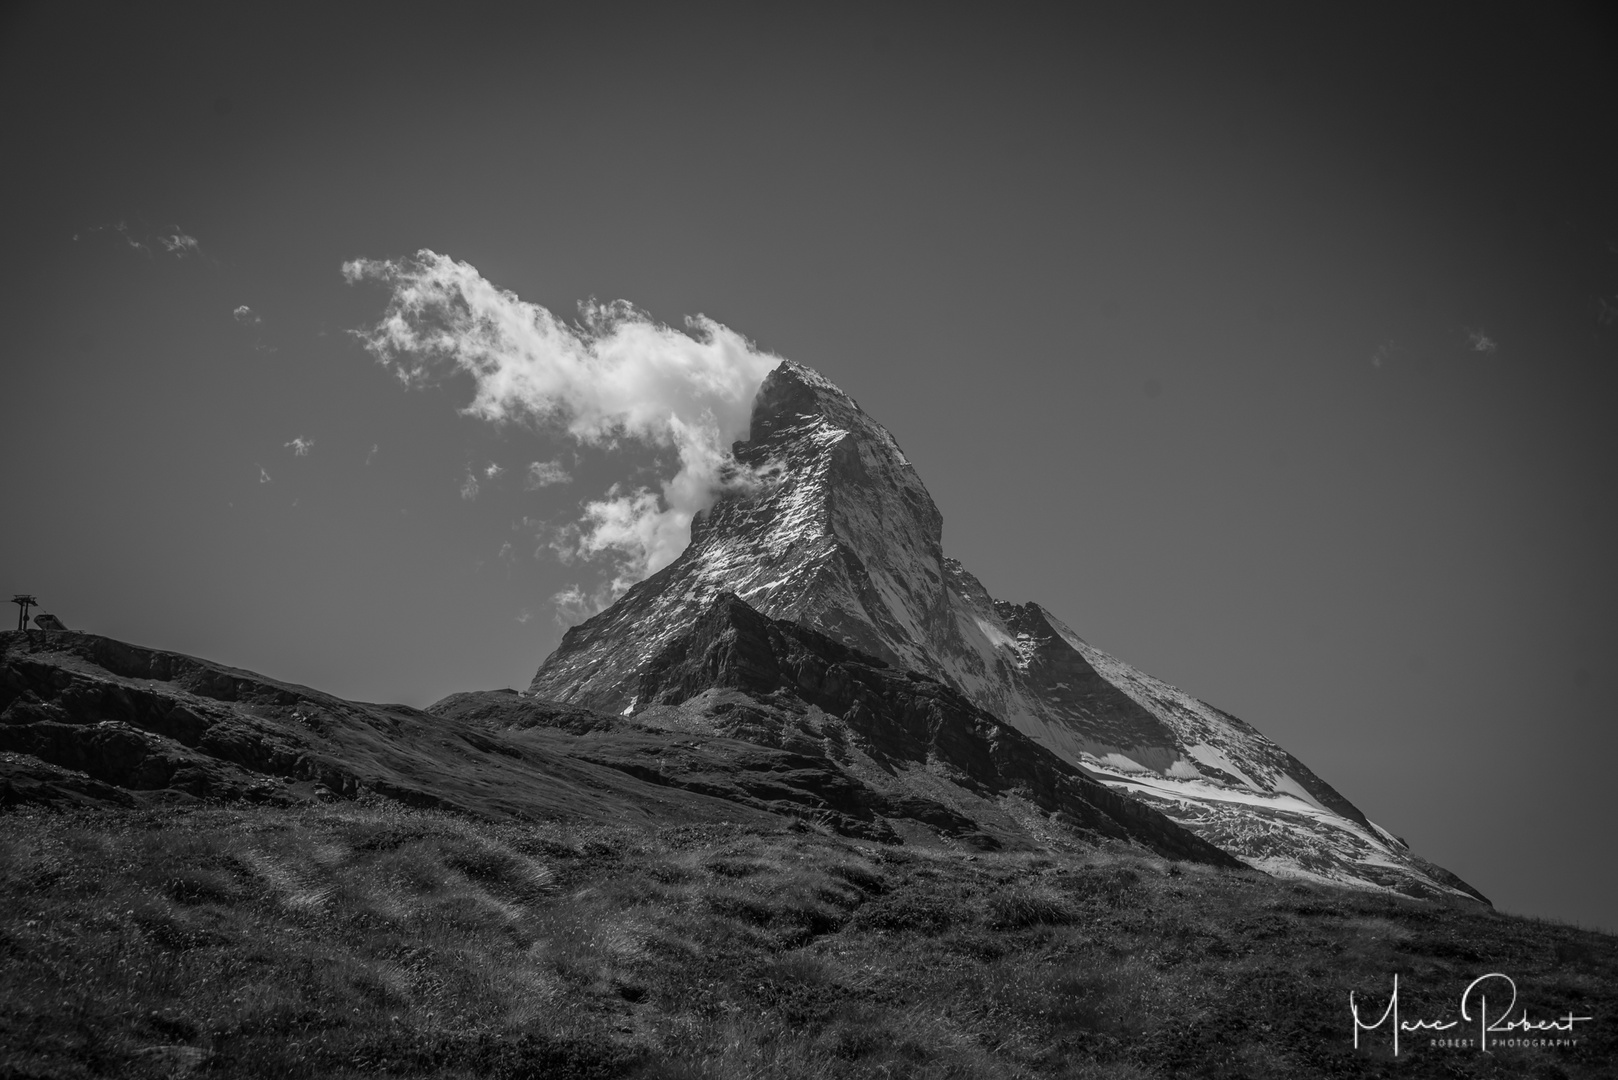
[484,462,504,480]
[551,583,612,625]
[285,436,314,457]
[258,465,272,484]
[460,468,480,501]
[1466,327,1498,354]
[525,459,572,488]
[366,443,379,465]
[344,249,781,597]
[160,231,202,257]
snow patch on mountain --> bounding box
[1183,744,1259,790]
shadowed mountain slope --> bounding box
[450,593,1240,865]
[0,630,780,829]
[531,361,1484,904]
[1,626,1234,865]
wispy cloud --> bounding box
[1465,327,1498,354]
[75,222,205,260]
[460,468,480,501]
[74,222,149,254]
[484,462,504,480]
[285,436,314,457]
[365,443,379,465]
[1371,340,1397,368]
[160,231,202,257]
[525,459,571,488]
[234,305,276,352]
[258,465,272,484]
[551,584,608,626]
[344,249,781,607]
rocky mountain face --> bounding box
[532,361,1485,904]
[449,593,1241,864]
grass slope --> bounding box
[2,803,1612,1079]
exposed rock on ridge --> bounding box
[529,361,1486,904]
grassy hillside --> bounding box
[3,802,1612,1079]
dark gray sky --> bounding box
[3,2,1615,931]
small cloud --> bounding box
[285,436,314,457]
[546,582,614,625]
[541,520,582,565]
[76,222,149,254]
[484,462,504,480]
[551,584,601,625]
[1371,340,1397,368]
[77,222,205,259]
[258,465,272,484]
[515,608,534,625]
[1465,327,1498,354]
[365,443,379,465]
[460,468,480,501]
[116,224,148,252]
[525,459,572,489]
[1598,296,1618,327]
[235,305,274,352]
[551,581,620,625]
[497,541,514,561]
[160,230,202,257]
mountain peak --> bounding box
[752,358,844,413]
[528,362,1485,903]
[744,361,915,473]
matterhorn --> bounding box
[531,360,1484,902]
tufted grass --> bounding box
[1,804,1614,1078]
